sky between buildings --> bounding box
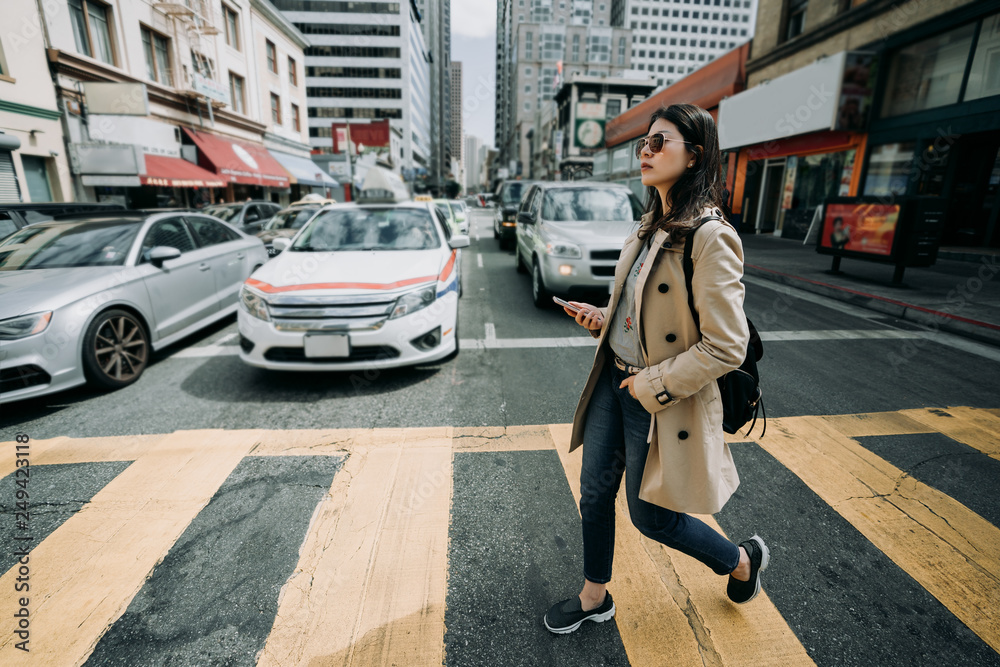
[452,0,497,149]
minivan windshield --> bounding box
[292,208,440,251]
[542,188,639,222]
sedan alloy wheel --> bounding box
[83,309,149,389]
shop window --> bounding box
[863,142,916,197]
[880,22,975,117]
[229,72,245,114]
[779,151,855,239]
[965,13,1000,102]
[223,4,240,51]
[141,26,172,86]
[69,0,116,65]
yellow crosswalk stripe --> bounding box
[0,429,261,665]
[753,413,1000,652]
[259,432,451,666]
[549,424,814,666]
[898,407,1000,459]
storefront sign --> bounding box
[718,51,847,150]
[781,157,797,210]
[69,143,144,175]
[191,73,231,107]
[820,201,900,257]
[83,83,149,116]
[81,174,141,187]
[88,116,181,158]
[575,102,606,149]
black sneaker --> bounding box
[543,592,616,634]
[727,535,769,604]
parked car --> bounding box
[0,201,126,241]
[451,200,470,233]
[255,205,324,257]
[513,181,644,307]
[494,180,537,249]
[202,200,281,233]
[0,212,267,404]
[238,200,468,372]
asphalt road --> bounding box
[1,209,998,666]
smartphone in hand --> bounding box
[552,296,581,313]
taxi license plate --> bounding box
[304,334,350,358]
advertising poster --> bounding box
[821,202,900,256]
[781,157,798,210]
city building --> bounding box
[464,134,483,193]
[275,0,432,186]
[614,0,758,90]
[39,0,330,207]
[0,1,74,203]
[414,0,452,193]
[450,61,463,188]
[494,0,635,181]
[718,0,998,247]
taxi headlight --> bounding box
[390,286,436,319]
[240,285,271,321]
[545,241,582,259]
[0,311,52,340]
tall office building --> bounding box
[613,0,758,89]
[495,0,633,179]
[464,134,483,192]
[415,0,451,190]
[450,62,463,178]
[273,0,431,178]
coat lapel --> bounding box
[633,228,670,364]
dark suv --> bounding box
[493,180,537,249]
[0,202,126,241]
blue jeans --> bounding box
[579,359,741,584]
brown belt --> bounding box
[612,353,643,375]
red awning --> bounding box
[182,128,290,187]
[140,155,226,188]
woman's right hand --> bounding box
[564,302,604,330]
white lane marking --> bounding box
[477,253,483,268]
[761,329,923,341]
[484,323,497,345]
[216,333,238,344]
[172,346,241,358]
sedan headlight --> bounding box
[239,285,271,321]
[545,241,583,259]
[390,286,436,319]
[0,311,52,340]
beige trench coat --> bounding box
[569,207,750,514]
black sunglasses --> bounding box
[635,133,689,160]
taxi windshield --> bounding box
[292,208,440,251]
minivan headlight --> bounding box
[390,286,436,319]
[545,241,582,259]
[240,285,271,321]
[0,311,52,340]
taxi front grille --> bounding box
[264,346,400,363]
[267,293,397,332]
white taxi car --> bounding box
[237,200,468,370]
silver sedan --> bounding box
[0,211,267,404]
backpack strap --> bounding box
[682,214,724,333]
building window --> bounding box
[966,13,1000,102]
[266,39,277,73]
[572,34,580,61]
[863,142,916,197]
[618,36,626,65]
[784,0,807,42]
[291,103,300,131]
[525,31,533,59]
[271,93,281,124]
[69,0,115,65]
[880,21,976,117]
[223,4,240,50]
[141,26,171,86]
[288,56,297,85]
[229,72,245,114]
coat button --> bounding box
[658,283,669,293]
[678,431,689,440]
[666,333,677,343]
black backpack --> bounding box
[682,218,765,437]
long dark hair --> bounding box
[639,104,728,242]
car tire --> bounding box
[500,237,512,251]
[82,309,150,390]
[515,242,527,273]
[532,259,550,309]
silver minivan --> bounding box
[514,182,644,307]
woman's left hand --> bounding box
[619,376,638,399]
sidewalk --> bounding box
[739,233,1000,347]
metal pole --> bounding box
[344,119,353,202]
